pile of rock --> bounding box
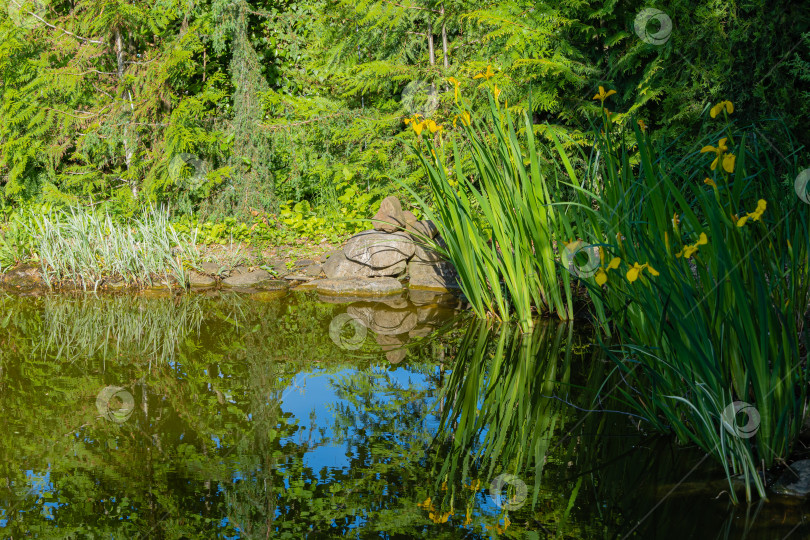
[320,196,459,293]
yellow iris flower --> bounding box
[595,257,622,286]
[593,86,617,103]
[700,138,736,173]
[676,232,709,259]
[448,77,460,103]
[736,199,767,227]
[453,111,471,127]
[710,100,734,118]
[626,261,658,282]
[473,65,495,80]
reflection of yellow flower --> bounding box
[429,510,452,524]
[473,65,495,80]
[464,509,472,527]
[593,86,616,103]
[418,497,434,510]
[486,517,512,534]
[710,100,734,118]
[737,199,767,227]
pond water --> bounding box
[0,291,807,538]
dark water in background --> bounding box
[0,291,807,539]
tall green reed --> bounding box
[571,110,810,501]
[404,97,578,332]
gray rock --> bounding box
[772,460,810,497]
[411,219,439,239]
[254,279,289,291]
[221,269,271,288]
[408,261,459,291]
[304,263,323,277]
[324,251,373,279]
[344,230,415,269]
[324,247,406,279]
[0,264,45,291]
[189,271,217,289]
[372,195,407,233]
[284,274,314,281]
[200,261,221,275]
[413,234,447,264]
[315,277,403,297]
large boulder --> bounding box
[410,219,439,239]
[323,250,406,279]
[315,277,404,297]
[408,261,459,291]
[413,234,447,264]
[372,195,407,233]
[344,230,415,270]
[188,271,216,289]
[0,264,46,291]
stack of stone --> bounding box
[321,196,458,292]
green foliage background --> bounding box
[0,0,807,219]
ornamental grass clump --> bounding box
[31,206,198,291]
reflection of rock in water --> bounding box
[375,334,408,364]
[347,304,417,336]
[331,290,461,364]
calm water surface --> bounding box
[0,291,807,538]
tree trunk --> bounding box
[115,28,138,198]
[441,5,448,69]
